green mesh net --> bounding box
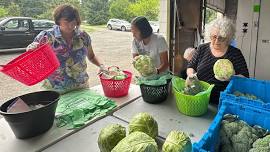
[55,89,116,129]
[136,73,173,86]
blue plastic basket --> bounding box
[193,98,270,152]
[222,76,270,110]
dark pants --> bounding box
[210,85,227,105]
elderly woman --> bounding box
[30,4,104,94]
[131,16,169,74]
[186,17,249,104]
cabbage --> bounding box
[213,59,235,81]
[101,67,127,80]
[184,75,203,95]
[111,131,158,152]
[133,55,156,76]
[128,112,158,139]
[98,124,126,152]
[162,130,192,152]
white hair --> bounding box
[184,47,195,61]
[205,17,236,43]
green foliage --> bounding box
[83,0,109,25]
[38,0,82,20]
[6,3,20,16]
[0,7,7,18]
[19,0,45,17]
[128,0,159,21]
[109,0,132,21]
[1,0,160,25]
[205,7,217,24]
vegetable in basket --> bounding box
[98,124,126,152]
[184,74,203,95]
[101,66,127,80]
[233,91,264,103]
[133,55,156,77]
[128,112,158,139]
[218,114,269,152]
[249,134,270,152]
[111,131,158,152]
[162,130,192,152]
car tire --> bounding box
[121,26,126,31]
[107,25,112,30]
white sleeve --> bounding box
[157,35,169,53]
[131,39,139,54]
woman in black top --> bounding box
[187,17,249,104]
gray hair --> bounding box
[205,17,236,43]
[184,47,195,60]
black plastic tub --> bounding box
[140,79,171,104]
[0,91,60,139]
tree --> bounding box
[109,0,132,21]
[128,0,159,21]
[7,3,20,16]
[0,7,8,18]
[38,0,82,20]
[205,7,217,24]
[83,0,110,25]
[18,0,46,17]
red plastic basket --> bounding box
[99,70,132,97]
[0,44,60,86]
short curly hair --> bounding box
[53,4,81,26]
[205,17,235,44]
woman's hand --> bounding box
[185,73,198,87]
[26,42,39,51]
[98,64,107,75]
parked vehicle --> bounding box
[0,17,54,49]
[107,19,131,31]
[32,19,54,29]
[149,21,159,33]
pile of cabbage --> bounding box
[100,66,127,80]
[98,112,192,152]
[233,91,264,103]
[213,59,235,81]
[218,114,270,152]
[133,55,156,77]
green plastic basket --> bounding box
[172,77,214,116]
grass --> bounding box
[80,24,106,33]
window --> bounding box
[4,19,29,31]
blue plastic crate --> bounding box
[222,76,270,110]
[193,99,270,152]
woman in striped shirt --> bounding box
[187,17,249,104]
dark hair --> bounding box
[53,4,81,26]
[131,16,153,39]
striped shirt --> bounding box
[187,43,249,103]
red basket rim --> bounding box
[99,70,132,81]
[0,44,51,72]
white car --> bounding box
[107,19,131,31]
[149,21,159,33]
